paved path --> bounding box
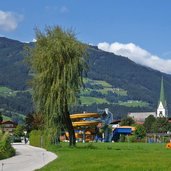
[0,143,57,171]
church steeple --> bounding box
[157,77,168,117]
[159,77,166,107]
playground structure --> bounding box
[69,113,100,142]
[67,109,118,143]
[112,126,136,142]
[64,109,136,143]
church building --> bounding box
[156,77,168,117]
[128,77,168,123]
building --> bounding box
[128,112,156,123]
[156,77,168,117]
[0,120,17,133]
[128,77,168,123]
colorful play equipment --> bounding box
[112,126,136,142]
[69,113,101,143]
[72,121,99,127]
[70,113,100,120]
[117,126,136,132]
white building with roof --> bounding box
[128,112,156,122]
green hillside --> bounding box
[80,78,148,108]
[0,37,171,119]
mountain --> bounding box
[0,37,171,119]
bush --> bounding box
[29,130,42,147]
[0,132,15,159]
[29,130,52,148]
[129,135,136,142]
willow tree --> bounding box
[28,26,87,146]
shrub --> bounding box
[129,135,137,142]
[0,132,15,159]
[29,130,52,148]
[29,130,42,147]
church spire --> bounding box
[159,76,166,107]
[157,76,168,117]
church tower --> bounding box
[157,77,168,117]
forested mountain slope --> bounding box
[0,37,170,119]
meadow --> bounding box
[37,142,171,171]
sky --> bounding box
[0,0,171,74]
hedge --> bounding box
[29,130,53,148]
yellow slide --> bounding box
[70,113,100,119]
[70,113,100,127]
[72,121,99,127]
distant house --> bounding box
[128,112,156,123]
[0,120,17,133]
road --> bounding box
[0,143,57,171]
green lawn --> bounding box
[37,143,171,171]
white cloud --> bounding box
[98,42,171,74]
[32,38,37,42]
[0,10,23,32]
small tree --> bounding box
[25,113,34,133]
[135,124,146,140]
[25,112,44,133]
[152,117,170,133]
[120,116,135,126]
[14,125,25,137]
[143,115,156,133]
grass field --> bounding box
[37,142,171,171]
[118,101,149,107]
[83,78,112,88]
[2,115,11,121]
[80,96,108,105]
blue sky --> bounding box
[1,0,171,73]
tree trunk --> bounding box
[63,111,76,146]
[63,97,76,146]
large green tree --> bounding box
[28,26,87,146]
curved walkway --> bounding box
[0,143,57,171]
